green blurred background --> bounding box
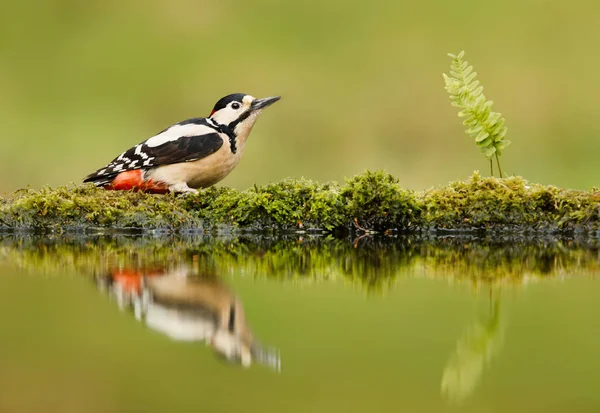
[1,0,599,194]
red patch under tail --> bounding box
[104,170,170,194]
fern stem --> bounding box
[495,153,503,178]
[490,159,494,177]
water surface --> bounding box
[1,234,599,413]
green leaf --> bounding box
[490,119,505,135]
[497,127,508,139]
[465,71,477,84]
[467,124,484,134]
[475,131,490,142]
[483,146,497,158]
[479,136,493,147]
[467,80,480,91]
[495,139,511,150]
[481,101,491,119]
[487,112,501,125]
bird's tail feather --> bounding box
[83,171,117,186]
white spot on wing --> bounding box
[145,124,215,148]
[134,144,149,159]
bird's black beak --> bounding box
[251,96,281,111]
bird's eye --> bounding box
[231,102,241,110]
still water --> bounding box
[1,234,599,413]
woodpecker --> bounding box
[83,93,280,193]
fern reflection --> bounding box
[441,295,504,404]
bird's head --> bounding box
[209,93,280,137]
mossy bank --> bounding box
[1,171,599,234]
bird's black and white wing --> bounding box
[84,119,223,185]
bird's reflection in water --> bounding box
[95,263,280,371]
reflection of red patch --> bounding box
[104,170,169,194]
[112,270,144,294]
[111,269,166,293]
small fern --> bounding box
[443,51,510,177]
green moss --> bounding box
[182,178,346,230]
[1,171,599,234]
[340,171,420,230]
[422,172,600,231]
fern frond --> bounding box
[443,51,510,176]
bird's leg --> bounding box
[168,182,199,194]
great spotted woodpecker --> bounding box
[83,93,280,193]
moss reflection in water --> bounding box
[1,234,598,405]
[1,234,598,290]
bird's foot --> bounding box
[168,183,199,195]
